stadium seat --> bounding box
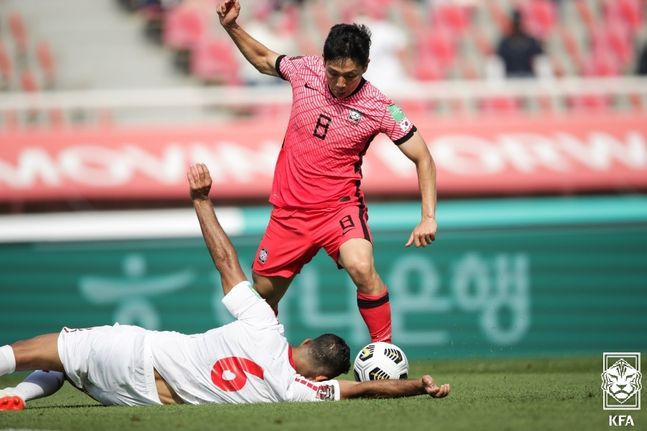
[430,4,470,36]
[277,4,299,36]
[20,70,38,92]
[414,30,456,81]
[400,0,424,36]
[36,41,56,89]
[8,12,28,50]
[190,38,241,85]
[470,26,494,57]
[480,96,522,115]
[163,5,206,51]
[0,41,11,89]
[591,24,632,68]
[603,0,643,34]
[520,0,557,39]
[559,26,585,74]
[8,12,29,67]
[485,0,510,35]
[574,0,597,36]
[311,1,333,39]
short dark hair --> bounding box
[308,333,351,378]
[323,23,371,68]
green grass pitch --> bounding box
[1,356,645,431]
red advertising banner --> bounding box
[0,114,646,202]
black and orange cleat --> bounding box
[0,395,25,411]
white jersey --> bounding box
[147,281,340,404]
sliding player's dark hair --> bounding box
[308,333,351,378]
[323,23,371,68]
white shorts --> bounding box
[57,324,162,406]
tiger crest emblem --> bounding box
[601,358,642,404]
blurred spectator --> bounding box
[495,9,545,78]
[637,42,647,76]
[238,5,296,85]
[355,9,411,90]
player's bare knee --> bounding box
[344,258,376,285]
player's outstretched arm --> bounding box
[398,131,438,248]
[188,163,246,295]
[337,375,450,400]
[217,0,280,76]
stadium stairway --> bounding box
[0,0,194,90]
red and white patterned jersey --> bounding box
[272,55,416,209]
[147,281,340,404]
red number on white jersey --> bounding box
[210,357,265,391]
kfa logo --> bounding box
[602,352,641,427]
[257,248,268,265]
[609,415,635,427]
[347,109,362,124]
[601,352,642,410]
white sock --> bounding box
[0,345,16,376]
[13,370,65,402]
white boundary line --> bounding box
[0,208,243,243]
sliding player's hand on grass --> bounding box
[188,163,212,201]
[422,375,450,398]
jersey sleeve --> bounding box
[221,280,278,329]
[275,55,308,83]
[287,376,341,402]
[381,103,417,146]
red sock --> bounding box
[357,290,392,342]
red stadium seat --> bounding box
[20,70,38,92]
[190,38,241,85]
[569,94,612,112]
[163,6,206,50]
[603,0,643,34]
[400,0,423,35]
[8,12,28,50]
[591,24,632,67]
[36,41,56,89]
[521,0,557,39]
[414,29,456,81]
[0,41,11,86]
[574,0,596,36]
[430,4,470,36]
[278,4,299,36]
[470,26,494,57]
[480,96,522,115]
[582,50,621,77]
[8,12,28,67]
[311,1,333,39]
[413,55,444,81]
[559,26,584,73]
[486,1,510,34]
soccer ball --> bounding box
[353,342,409,381]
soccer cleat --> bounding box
[0,395,25,411]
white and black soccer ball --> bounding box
[353,342,409,381]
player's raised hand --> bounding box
[421,375,450,398]
[217,0,240,28]
[188,163,212,201]
[405,217,437,248]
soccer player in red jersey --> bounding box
[218,1,438,343]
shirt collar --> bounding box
[288,345,297,371]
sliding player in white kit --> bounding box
[0,164,450,410]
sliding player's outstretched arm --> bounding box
[217,0,280,76]
[188,163,246,295]
[338,375,450,400]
